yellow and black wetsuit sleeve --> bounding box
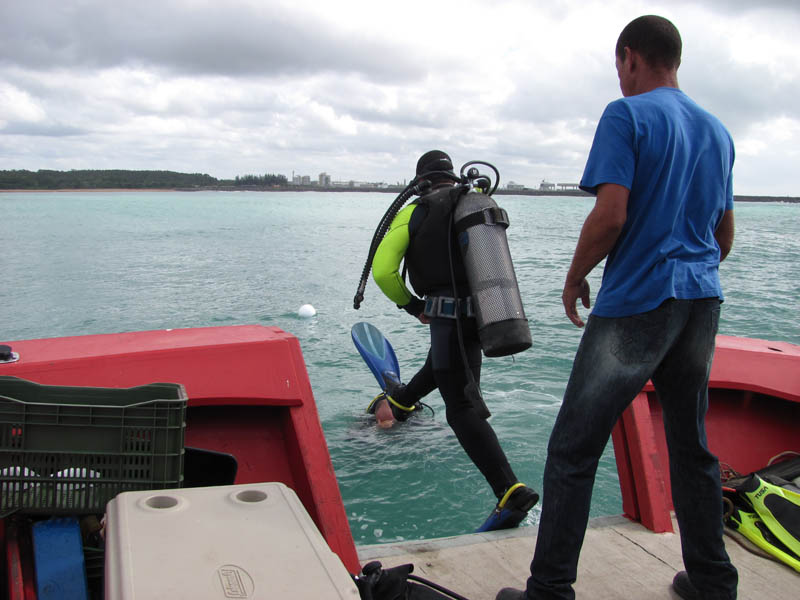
[372,204,423,314]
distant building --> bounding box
[291,174,313,185]
[539,180,556,191]
[329,180,390,188]
[319,172,331,187]
[557,183,580,190]
[506,181,525,191]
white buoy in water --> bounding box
[298,304,317,318]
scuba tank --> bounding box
[453,164,531,357]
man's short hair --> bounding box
[616,15,682,71]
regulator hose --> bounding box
[460,160,500,195]
[353,178,431,309]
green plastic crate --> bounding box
[0,376,186,516]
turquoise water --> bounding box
[1,191,798,545]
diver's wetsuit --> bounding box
[372,184,518,498]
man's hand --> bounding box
[563,278,591,327]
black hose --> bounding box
[353,179,430,309]
[419,401,435,417]
[460,160,500,195]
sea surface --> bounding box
[1,191,798,546]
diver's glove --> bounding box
[476,483,540,532]
[398,297,425,318]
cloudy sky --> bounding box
[1,0,798,195]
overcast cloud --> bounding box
[1,0,799,195]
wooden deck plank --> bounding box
[358,516,798,599]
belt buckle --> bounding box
[440,297,456,317]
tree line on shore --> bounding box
[1,169,795,201]
[0,169,287,190]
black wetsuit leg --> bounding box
[429,317,517,498]
[397,349,437,402]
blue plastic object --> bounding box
[32,518,89,600]
[351,322,401,389]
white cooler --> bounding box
[104,482,360,599]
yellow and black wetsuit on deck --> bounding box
[372,184,519,499]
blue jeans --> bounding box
[527,298,738,599]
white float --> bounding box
[298,304,317,318]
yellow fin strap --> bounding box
[366,394,383,413]
[387,395,416,412]
[498,483,526,509]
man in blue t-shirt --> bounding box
[497,15,738,600]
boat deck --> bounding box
[357,515,797,599]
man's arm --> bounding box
[715,209,734,261]
[563,183,629,327]
[372,205,415,305]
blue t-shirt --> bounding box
[580,87,735,318]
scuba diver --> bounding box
[357,150,539,531]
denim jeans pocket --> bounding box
[609,305,671,365]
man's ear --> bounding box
[623,46,637,72]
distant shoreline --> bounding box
[1,187,798,203]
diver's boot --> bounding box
[476,483,540,532]
[383,381,417,422]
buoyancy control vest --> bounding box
[404,186,469,297]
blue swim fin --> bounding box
[351,322,401,390]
